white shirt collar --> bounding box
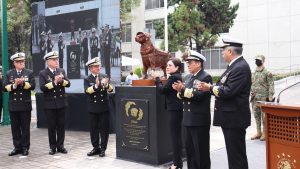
[15,69,22,73]
[92,73,98,77]
[193,69,201,76]
[229,55,242,66]
[48,67,56,73]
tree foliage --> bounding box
[120,0,141,21]
[163,0,239,52]
[7,0,32,56]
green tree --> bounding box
[163,0,239,52]
[120,0,141,21]
[7,0,32,58]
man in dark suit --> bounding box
[39,51,71,155]
[101,24,112,78]
[40,31,46,57]
[84,57,113,157]
[0,66,3,124]
[46,30,54,53]
[173,50,212,169]
[58,32,65,68]
[3,53,36,156]
[81,31,89,76]
[199,36,251,169]
[90,28,99,59]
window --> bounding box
[202,48,227,70]
[121,52,132,71]
[145,19,164,39]
[121,23,132,42]
[145,0,164,10]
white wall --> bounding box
[230,0,300,73]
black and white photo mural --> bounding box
[31,0,121,92]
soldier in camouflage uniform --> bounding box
[250,55,275,141]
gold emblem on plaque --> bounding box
[125,101,144,122]
[277,153,296,169]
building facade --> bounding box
[229,0,300,73]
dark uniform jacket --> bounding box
[84,73,113,113]
[155,72,183,111]
[81,37,89,62]
[3,69,35,112]
[211,56,251,128]
[58,39,64,55]
[101,30,112,48]
[179,69,212,126]
[90,36,99,57]
[39,68,71,109]
[47,39,53,53]
[40,39,46,55]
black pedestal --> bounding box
[36,93,116,133]
[115,86,173,165]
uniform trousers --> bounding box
[45,108,66,149]
[169,110,183,167]
[59,53,64,68]
[89,111,109,150]
[103,46,111,78]
[9,111,31,150]
[185,126,210,169]
[83,51,89,76]
[222,127,248,169]
[91,49,98,59]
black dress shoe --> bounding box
[8,149,22,156]
[49,149,56,155]
[87,148,100,156]
[99,150,105,157]
[22,149,29,156]
[57,147,68,154]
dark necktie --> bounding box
[17,71,21,75]
[53,70,56,75]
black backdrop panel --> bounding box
[67,45,81,79]
[36,93,116,133]
[45,9,98,34]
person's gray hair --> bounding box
[230,46,243,55]
[46,60,51,66]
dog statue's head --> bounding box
[135,32,151,44]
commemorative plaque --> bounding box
[66,44,80,79]
[121,99,149,151]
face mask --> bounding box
[255,60,263,67]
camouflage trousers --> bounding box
[251,99,265,131]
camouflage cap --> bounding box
[255,55,265,62]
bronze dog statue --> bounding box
[135,32,170,79]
